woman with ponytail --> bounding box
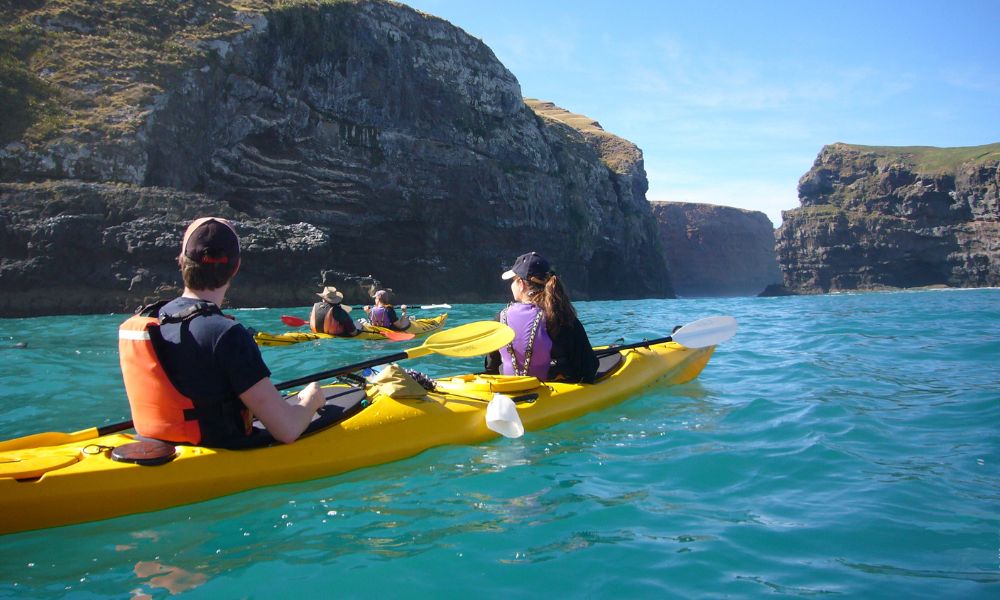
[484,252,598,383]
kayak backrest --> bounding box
[594,352,624,381]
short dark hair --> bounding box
[178,255,237,290]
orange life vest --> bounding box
[119,302,250,446]
[310,301,345,335]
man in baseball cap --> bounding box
[120,216,326,449]
[178,217,241,289]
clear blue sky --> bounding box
[397,0,1000,226]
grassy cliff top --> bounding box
[525,98,606,136]
[0,0,352,145]
[830,142,1000,174]
[525,97,642,173]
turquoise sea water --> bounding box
[1,289,998,598]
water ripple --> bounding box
[1,290,998,598]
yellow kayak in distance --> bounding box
[0,339,715,535]
[255,313,448,346]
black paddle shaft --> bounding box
[93,350,411,435]
[275,351,409,391]
[97,421,136,435]
[280,333,680,387]
[98,336,666,434]
[83,336,669,438]
[593,334,674,359]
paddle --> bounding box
[482,316,738,440]
[0,420,138,453]
[275,320,513,389]
[0,321,515,453]
[594,315,737,357]
[279,315,415,341]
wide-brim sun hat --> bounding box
[317,286,344,304]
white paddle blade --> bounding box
[485,394,524,438]
[671,316,738,348]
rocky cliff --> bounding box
[0,0,673,316]
[650,201,781,296]
[775,143,1000,293]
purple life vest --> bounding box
[368,305,394,328]
[499,303,553,379]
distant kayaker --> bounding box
[363,289,411,330]
[310,286,360,336]
[119,217,326,448]
[484,251,598,383]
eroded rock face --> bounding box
[650,201,781,297]
[775,143,1000,292]
[0,0,672,316]
[0,181,355,314]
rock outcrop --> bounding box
[650,201,781,296]
[776,143,1000,293]
[0,0,672,316]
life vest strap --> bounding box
[160,301,222,323]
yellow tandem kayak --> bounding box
[254,313,448,346]
[0,339,715,535]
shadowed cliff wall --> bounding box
[0,0,673,316]
[651,201,781,296]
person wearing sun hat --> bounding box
[484,251,598,383]
[309,286,360,336]
[118,217,326,448]
[363,289,411,331]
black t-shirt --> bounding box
[547,317,599,384]
[156,297,271,446]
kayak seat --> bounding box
[300,386,368,436]
[594,352,624,381]
[248,386,368,447]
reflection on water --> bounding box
[130,561,208,597]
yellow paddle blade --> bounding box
[405,321,514,358]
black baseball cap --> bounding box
[180,217,240,266]
[501,252,551,281]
